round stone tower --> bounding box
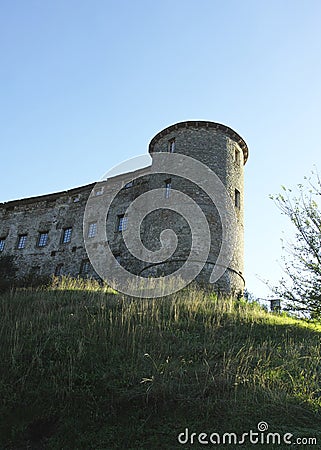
[147,120,248,296]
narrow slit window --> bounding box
[0,238,5,252]
[165,179,171,199]
[235,189,241,208]
[168,138,175,153]
[234,148,240,165]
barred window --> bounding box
[88,222,97,238]
[38,232,49,247]
[62,227,72,243]
[17,234,27,249]
[117,214,128,232]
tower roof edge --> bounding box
[148,120,249,164]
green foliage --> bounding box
[0,279,321,448]
[270,169,321,320]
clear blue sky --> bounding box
[1,0,321,299]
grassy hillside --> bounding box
[0,277,321,449]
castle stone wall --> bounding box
[0,121,248,295]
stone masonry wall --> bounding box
[0,185,93,279]
[0,121,248,295]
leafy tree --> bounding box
[270,170,321,320]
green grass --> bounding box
[1,277,321,449]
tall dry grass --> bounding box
[1,277,321,448]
